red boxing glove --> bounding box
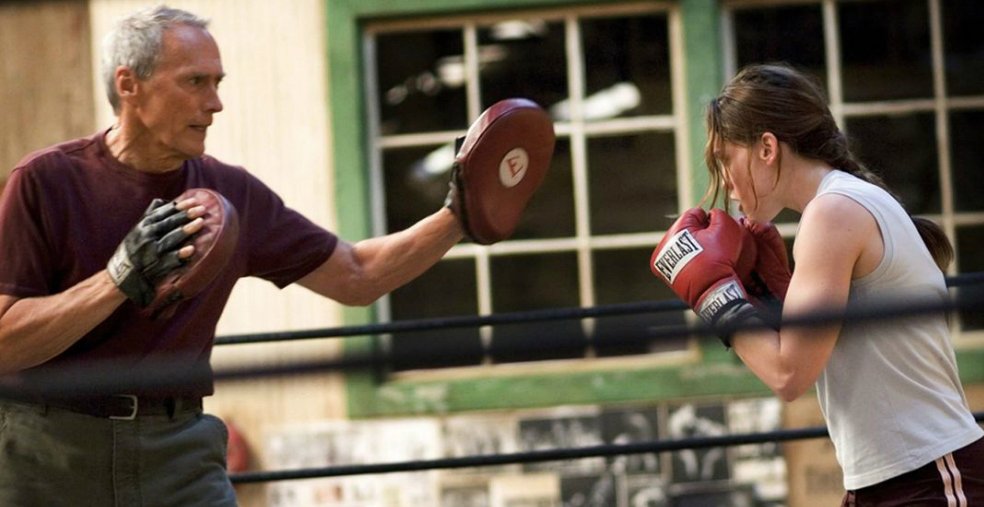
[740,218,791,309]
[651,208,757,329]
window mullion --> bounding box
[565,14,597,350]
[361,31,393,329]
[462,21,495,362]
[822,0,844,128]
[928,0,956,263]
[464,22,482,121]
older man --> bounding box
[0,5,464,505]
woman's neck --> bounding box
[781,155,834,214]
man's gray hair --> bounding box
[101,5,210,114]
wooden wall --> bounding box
[0,1,346,504]
[0,0,95,190]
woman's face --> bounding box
[717,139,780,221]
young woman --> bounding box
[705,63,983,505]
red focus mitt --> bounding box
[445,98,555,244]
[143,188,240,319]
[650,208,764,347]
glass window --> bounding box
[514,138,576,240]
[845,113,940,215]
[367,5,685,372]
[581,14,673,118]
[956,225,984,332]
[942,0,984,97]
[838,0,933,102]
[389,259,483,370]
[383,144,450,233]
[592,247,688,357]
[725,0,984,340]
[376,30,468,135]
[950,111,984,212]
[490,252,584,364]
[587,132,677,235]
[477,20,568,111]
[732,4,826,86]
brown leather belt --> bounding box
[43,395,203,420]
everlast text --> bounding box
[653,230,704,283]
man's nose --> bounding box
[205,86,223,113]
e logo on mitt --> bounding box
[499,147,529,188]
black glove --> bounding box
[444,135,472,234]
[107,198,194,307]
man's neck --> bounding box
[105,124,183,174]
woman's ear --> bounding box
[758,132,779,165]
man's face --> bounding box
[132,24,224,161]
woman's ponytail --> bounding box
[912,216,954,271]
[820,124,953,271]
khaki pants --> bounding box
[0,399,237,507]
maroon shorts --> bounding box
[842,437,984,507]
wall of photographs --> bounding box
[265,397,785,507]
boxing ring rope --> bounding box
[214,271,984,346]
[193,270,984,483]
[1,272,983,485]
[229,412,984,484]
[2,272,983,399]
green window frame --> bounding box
[324,0,769,419]
[325,0,984,419]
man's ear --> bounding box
[758,132,779,165]
[115,67,139,105]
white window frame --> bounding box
[361,2,697,376]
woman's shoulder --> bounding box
[798,191,884,279]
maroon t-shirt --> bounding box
[0,130,338,396]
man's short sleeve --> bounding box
[0,166,56,297]
[240,175,338,288]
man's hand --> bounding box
[443,98,554,244]
[107,198,202,307]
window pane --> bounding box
[733,4,826,85]
[838,0,933,101]
[592,248,688,357]
[845,113,940,214]
[389,259,483,370]
[478,20,568,111]
[376,30,468,135]
[513,138,576,240]
[956,225,984,332]
[587,132,677,235]
[943,0,984,96]
[383,145,449,234]
[580,14,672,118]
[950,111,984,212]
[490,252,584,363]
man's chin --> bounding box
[179,143,207,160]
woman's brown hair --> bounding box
[704,63,953,271]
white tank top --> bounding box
[812,170,982,490]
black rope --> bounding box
[228,411,984,484]
[2,286,982,398]
[214,300,686,346]
[214,272,984,346]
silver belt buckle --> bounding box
[110,394,138,420]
